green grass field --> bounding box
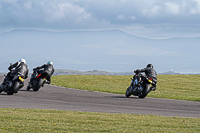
[0,108,199,133]
[52,75,200,101]
[0,75,199,133]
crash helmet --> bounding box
[19,59,26,64]
[47,61,53,65]
[146,64,153,68]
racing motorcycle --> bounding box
[125,72,157,98]
[0,71,25,95]
[27,70,48,91]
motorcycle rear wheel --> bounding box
[7,81,20,95]
[32,78,43,91]
[138,84,151,98]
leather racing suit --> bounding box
[34,64,54,84]
[134,67,157,91]
[135,67,157,83]
[7,62,29,82]
[1,62,29,88]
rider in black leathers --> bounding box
[134,64,157,90]
[0,59,29,90]
[30,61,54,86]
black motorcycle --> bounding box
[0,71,25,95]
[27,70,48,91]
[125,72,157,98]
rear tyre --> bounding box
[32,78,43,91]
[7,82,20,95]
[125,86,131,97]
[138,84,151,98]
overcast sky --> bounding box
[1,0,200,38]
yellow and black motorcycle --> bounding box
[0,72,25,95]
[125,72,157,98]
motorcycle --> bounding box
[125,72,157,98]
[0,71,25,95]
[27,70,48,91]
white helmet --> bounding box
[19,59,26,64]
[47,61,53,65]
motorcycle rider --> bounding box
[133,64,157,91]
[27,61,54,90]
[0,59,29,91]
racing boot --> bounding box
[152,87,156,91]
[151,86,156,91]
[26,83,31,91]
[42,79,47,87]
[151,84,157,91]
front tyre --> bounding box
[0,85,3,93]
[125,86,132,97]
[138,84,151,98]
[32,78,43,91]
[7,81,20,95]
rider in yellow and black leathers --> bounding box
[134,64,157,90]
[0,59,29,90]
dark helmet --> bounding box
[146,64,153,68]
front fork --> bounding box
[132,78,144,93]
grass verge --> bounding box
[0,108,199,133]
[52,75,200,101]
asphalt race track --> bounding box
[0,76,199,118]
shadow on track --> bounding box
[109,95,142,99]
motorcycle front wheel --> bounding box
[125,86,132,97]
[32,78,43,91]
[0,87,3,93]
[7,81,20,95]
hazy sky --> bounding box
[1,0,200,38]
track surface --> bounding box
[0,76,199,118]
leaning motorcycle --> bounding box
[125,72,157,98]
[0,71,25,95]
[27,70,47,91]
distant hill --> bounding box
[53,69,182,75]
[0,29,200,73]
[0,69,197,76]
[54,69,132,75]
[158,70,180,75]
